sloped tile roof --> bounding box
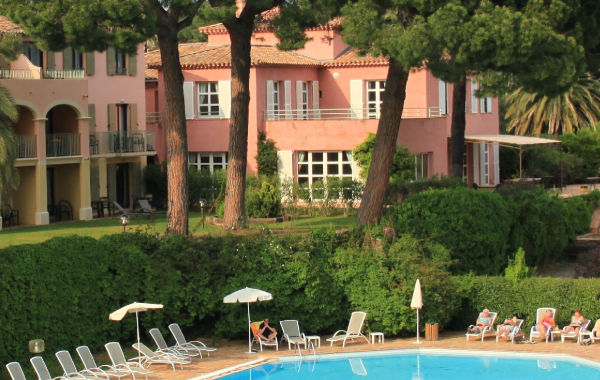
[145,68,158,80]
[0,16,23,34]
[325,48,388,68]
[198,17,341,35]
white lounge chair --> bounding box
[495,318,524,343]
[113,202,148,218]
[466,311,498,342]
[168,323,217,356]
[562,319,591,343]
[7,362,63,380]
[326,311,369,347]
[105,342,153,380]
[138,200,166,216]
[149,328,200,358]
[250,321,279,351]
[529,307,556,343]
[132,343,190,371]
[55,351,100,380]
[280,320,308,350]
[76,346,128,379]
[579,319,600,344]
[30,357,74,380]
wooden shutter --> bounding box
[107,164,117,202]
[266,80,275,120]
[439,79,447,114]
[107,104,117,131]
[486,97,493,113]
[46,51,55,70]
[493,142,500,185]
[88,104,96,133]
[277,150,293,180]
[472,143,480,186]
[312,81,319,109]
[183,82,195,120]
[62,48,72,70]
[470,80,478,114]
[349,79,363,119]
[295,80,303,110]
[90,165,100,202]
[85,53,95,76]
[284,80,292,120]
[128,52,137,76]
[131,162,142,200]
[129,104,138,131]
[106,46,116,76]
[218,80,231,119]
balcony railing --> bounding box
[16,134,37,159]
[0,69,85,80]
[46,133,81,157]
[146,112,163,124]
[0,69,38,79]
[264,107,443,121]
[90,130,156,155]
[43,70,85,79]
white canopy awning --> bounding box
[465,134,561,146]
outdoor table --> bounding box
[369,332,384,344]
[305,335,321,348]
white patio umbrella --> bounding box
[109,302,163,362]
[411,279,423,344]
[223,287,273,354]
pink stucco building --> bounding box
[146,23,500,190]
[1,16,152,229]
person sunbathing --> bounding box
[496,315,519,338]
[468,309,491,334]
[258,318,278,342]
[564,309,586,335]
[534,309,555,339]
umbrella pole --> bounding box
[414,309,423,344]
[136,311,141,364]
[246,303,255,354]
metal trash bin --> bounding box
[426,323,439,341]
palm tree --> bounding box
[505,76,600,136]
[0,83,19,209]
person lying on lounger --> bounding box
[259,318,278,342]
[496,315,519,338]
[564,309,586,335]
[534,309,555,339]
[468,309,491,334]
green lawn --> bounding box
[0,210,357,248]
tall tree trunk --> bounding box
[223,11,255,229]
[356,59,409,225]
[451,76,467,178]
[156,16,189,235]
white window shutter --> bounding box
[350,79,363,119]
[312,81,320,119]
[218,80,231,119]
[183,82,194,120]
[486,97,493,113]
[471,80,478,114]
[277,150,293,180]
[479,143,487,185]
[472,144,480,186]
[296,80,303,116]
[266,80,275,121]
[493,142,500,185]
[439,79,447,115]
[284,80,292,120]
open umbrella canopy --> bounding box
[223,287,272,303]
[109,302,163,321]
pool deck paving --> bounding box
[146,332,600,380]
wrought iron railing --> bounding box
[264,107,443,121]
[146,112,163,124]
[90,130,156,155]
[43,70,85,79]
[16,134,37,159]
[46,133,81,157]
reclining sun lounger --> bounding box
[562,318,591,343]
[326,311,369,347]
[168,323,217,356]
[150,328,200,358]
[529,307,556,343]
[105,342,153,380]
[55,350,100,380]
[132,343,190,371]
[76,346,128,379]
[250,321,279,351]
[7,362,63,380]
[30,357,75,380]
[280,320,307,350]
[465,310,498,342]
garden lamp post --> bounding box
[120,214,130,233]
[199,198,206,229]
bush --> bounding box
[387,175,466,202]
[573,247,600,278]
[334,234,461,335]
[393,188,511,275]
[504,248,535,284]
[353,132,414,183]
[245,177,281,218]
[255,132,278,177]
[560,129,600,178]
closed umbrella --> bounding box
[224,287,273,354]
[411,279,423,344]
[109,302,163,362]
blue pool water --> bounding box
[221,351,600,380]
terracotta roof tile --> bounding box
[145,68,158,80]
[325,48,388,68]
[198,17,341,35]
[0,16,23,34]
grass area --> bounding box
[0,210,357,248]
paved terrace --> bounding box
[145,332,600,380]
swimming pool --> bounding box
[216,350,600,380]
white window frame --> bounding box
[366,81,385,119]
[198,82,220,118]
[300,82,309,119]
[297,151,354,189]
[115,50,127,75]
[414,153,429,180]
[272,82,280,118]
[189,152,228,173]
[482,144,490,185]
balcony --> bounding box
[46,133,81,157]
[16,135,37,159]
[0,69,85,80]
[146,112,163,124]
[264,107,443,121]
[90,131,156,155]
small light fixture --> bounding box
[198,198,206,229]
[333,72,340,79]
[120,99,125,103]
[29,339,45,353]
[120,214,130,232]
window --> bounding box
[115,50,127,75]
[439,80,448,115]
[299,82,309,119]
[22,42,43,67]
[297,151,354,187]
[482,144,489,185]
[189,152,228,172]
[117,104,128,132]
[481,97,493,113]
[72,49,84,70]
[414,153,429,180]
[462,145,468,181]
[366,81,385,119]
[198,82,220,117]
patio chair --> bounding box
[113,202,148,218]
[562,319,591,343]
[168,323,217,356]
[495,318,524,343]
[7,362,60,380]
[132,343,190,371]
[105,342,153,380]
[326,311,369,347]
[2,204,19,226]
[280,320,307,350]
[76,346,129,379]
[578,318,600,344]
[250,321,279,351]
[56,200,73,221]
[99,197,113,217]
[138,199,166,216]
[149,328,200,358]
[30,356,75,380]
[466,311,498,342]
[530,307,556,343]
[55,350,100,380]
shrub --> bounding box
[353,132,414,182]
[393,188,511,275]
[573,247,600,278]
[504,248,535,284]
[333,234,461,335]
[255,132,278,177]
[560,129,600,178]
[246,177,281,218]
[387,175,466,202]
